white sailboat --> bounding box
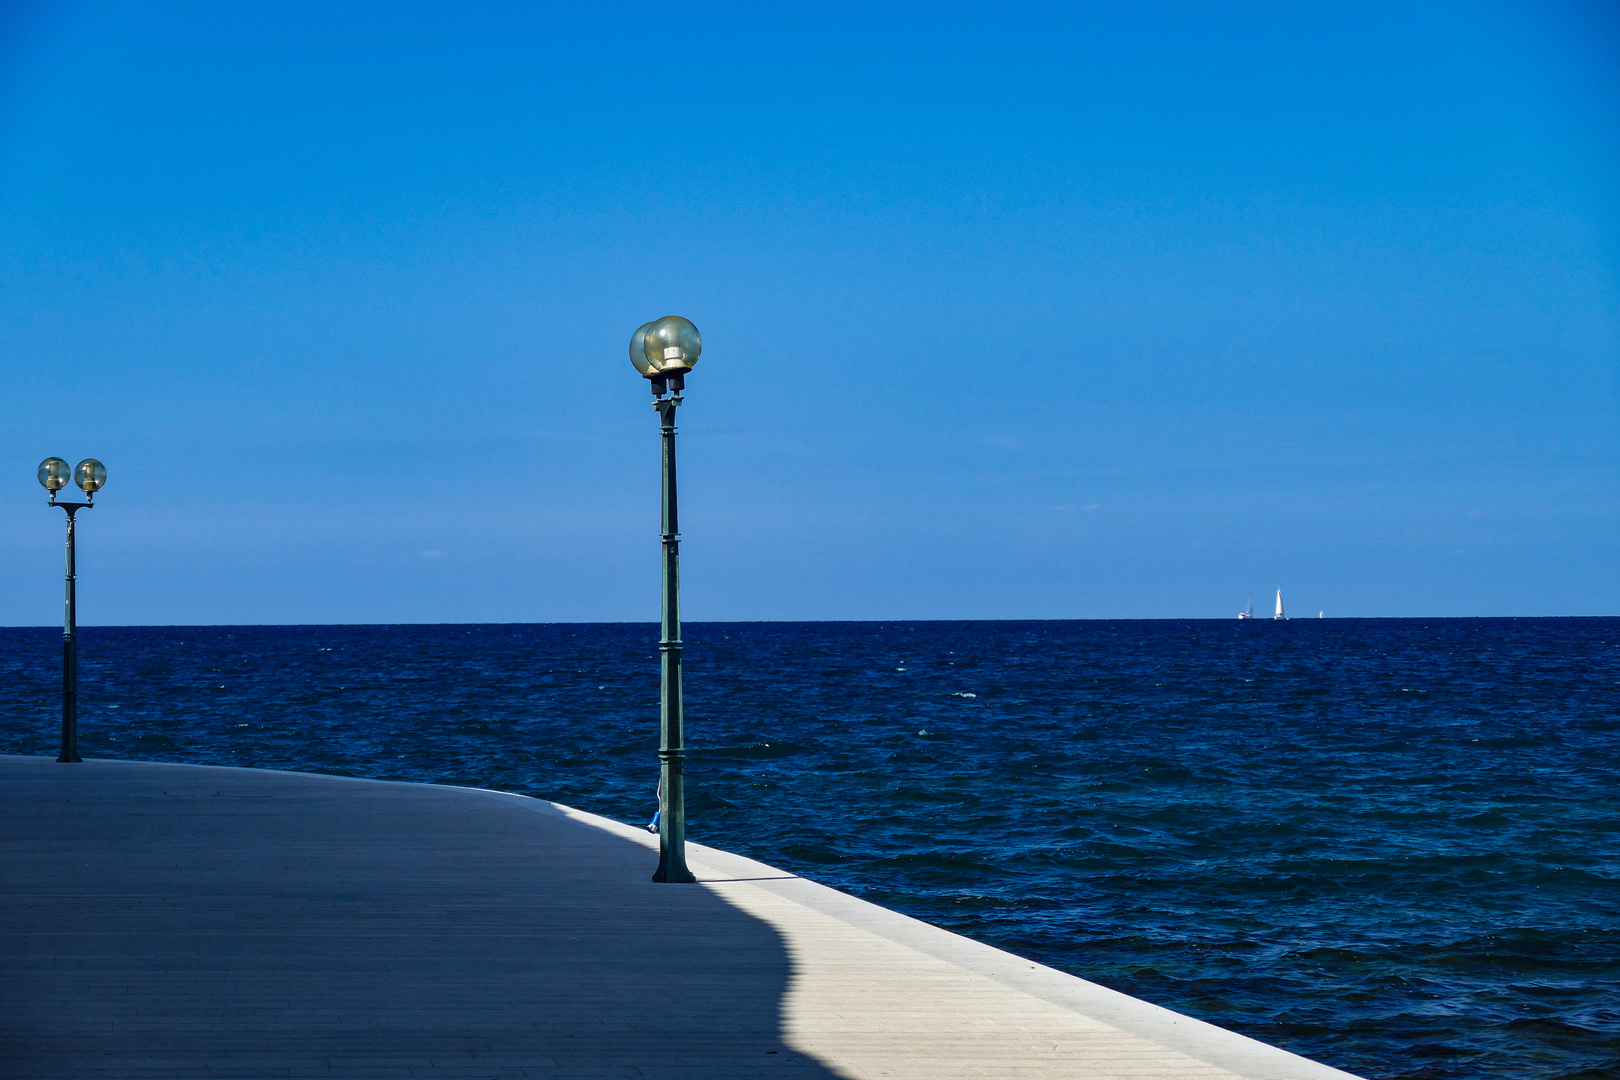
[1273,589,1287,620]
[1237,598,1254,620]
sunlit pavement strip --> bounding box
[1,756,1363,1079]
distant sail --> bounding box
[1238,598,1254,620]
[1274,589,1286,620]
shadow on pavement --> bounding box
[0,756,843,1078]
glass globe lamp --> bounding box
[629,321,659,377]
[37,457,71,493]
[74,458,107,495]
[639,316,701,374]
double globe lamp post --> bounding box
[37,456,108,764]
[630,315,702,883]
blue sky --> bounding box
[0,0,1615,623]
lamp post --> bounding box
[631,315,702,884]
[38,456,107,764]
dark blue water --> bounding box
[2,618,1616,1080]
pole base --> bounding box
[56,753,82,763]
[652,864,697,884]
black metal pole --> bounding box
[652,392,695,883]
[58,504,83,763]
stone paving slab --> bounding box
[0,756,1364,1079]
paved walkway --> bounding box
[1,756,1363,1079]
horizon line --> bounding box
[0,614,1614,630]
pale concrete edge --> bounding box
[15,758,1364,1080]
[451,780,1367,1080]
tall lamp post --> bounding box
[631,315,702,884]
[38,456,107,764]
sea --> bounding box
[1,617,1616,1080]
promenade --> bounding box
[1,755,1363,1079]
